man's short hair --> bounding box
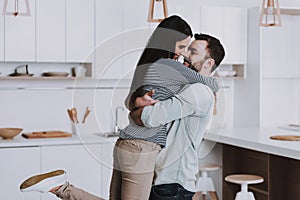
[194,33,225,72]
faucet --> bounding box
[115,106,125,134]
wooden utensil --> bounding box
[67,109,75,123]
[82,107,91,123]
[71,108,79,123]
[270,135,300,141]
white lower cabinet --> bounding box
[40,144,103,200]
[99,142,114,199]
[0,147,40,200]
[0,143,114,200]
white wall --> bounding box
[0,88,129,134]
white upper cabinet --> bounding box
[66,0,94,63]
[122,0,150,80]
[200,6,247,64]
[223,7,247,64]
[36,0,65,62]
[5,0,35,62]
[261,14,300,78]
[169,3,201,35]
[0,0,4,61]
[95,0,123,79]
[200,6,225,43]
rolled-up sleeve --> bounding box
[141,83,214,128]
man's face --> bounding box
[187,40,210,74]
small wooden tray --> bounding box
[22,131,72,139]
[270,135,300,141]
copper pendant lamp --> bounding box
[148,0,168,23]
[2,0,31,16]
[260,0,282,27]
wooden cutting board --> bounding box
[22,131,72,139]
[270,135,300,141]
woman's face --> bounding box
[175,36,191,55]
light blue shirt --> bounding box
[141,83,214,192]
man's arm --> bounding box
[130,83,214,128]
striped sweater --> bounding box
[119,58,219,147]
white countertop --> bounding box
[1,128,300,160]
[0,133,117,148]
[205,127,300,160]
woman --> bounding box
[110,15,219,200]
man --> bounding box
[130,33,225,199]
[19,33,225,200]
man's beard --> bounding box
[189,65,198,72]
[182,56,198,72]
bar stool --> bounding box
[225,174,264,200]
[194,163,221,200]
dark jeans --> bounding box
[149,183,195,200]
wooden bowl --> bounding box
[0,128,23,140]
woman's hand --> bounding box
[134,90,159,108]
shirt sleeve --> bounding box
[141,83,214,128]
[154,59,220,92]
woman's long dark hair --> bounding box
[137,15,192,66]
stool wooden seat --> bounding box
[199,163,221,171]
[225,174,264,200]
[194,163,221,200]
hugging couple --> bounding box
[20,15,225,200]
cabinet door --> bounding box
[223,7,247,64]
[122,0,151,80]
[0,0,4,61]
[0,147,40,200]
[95,0,123,79]
[200,6,247,65]
[170,3,201,35]
[66,0,94,63]
[200,6,225,44]
[261,14,300,78]
[41,144,102,200]
[36,0,65,62]
[100,142,115,199]
[5,0,35,62]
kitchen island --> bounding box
[205,127,300,200]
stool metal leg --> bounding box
[235,183,255,200]
[235,191,255,200]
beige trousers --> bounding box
[109,139,161,200]
[55,182,104,200]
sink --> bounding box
[94,132,119,138]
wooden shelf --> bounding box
[281,8,300,15]
[0,76,91,80]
